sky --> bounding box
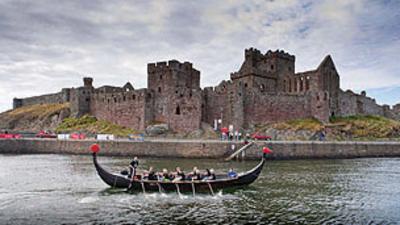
[0,0,399,112]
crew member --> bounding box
[129,156,139,178]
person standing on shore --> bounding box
[129,156,139,178]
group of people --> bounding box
[128,157,238,182]
[221,131,249,141]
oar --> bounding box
[175,183,182,197]
[207,183,214,196]
[191,183,196,197]
[140,181,146,194]
[157,182,164,194]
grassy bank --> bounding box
[256,115,400,141]
[6,103,70,120]
[0,103,70,131]
[329,115,400,140]
[56,115,139,137]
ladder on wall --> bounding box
[225,141,254,161]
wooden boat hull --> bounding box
[92,153,265,193]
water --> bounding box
[1,154,400,225]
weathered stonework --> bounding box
[12,48,400,132]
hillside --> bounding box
[56,115,139,137]
[255,115,400,141]
[0,103,70,131]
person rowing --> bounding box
[202,168,216,181]
[160,168,173,181]
[172,167,185,182]
[143,166,157,180]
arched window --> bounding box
[158,87,161,93]
[175,105,181,115]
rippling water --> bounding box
[1,154,400,225]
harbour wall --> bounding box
[1,139,400,160]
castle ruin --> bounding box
[13,48,398,132]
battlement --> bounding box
[244,48,295,62]
[148,60,195,73]
[265,49,295,61]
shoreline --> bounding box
[1,138,400,160]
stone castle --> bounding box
[13,48,400,132]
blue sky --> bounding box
[0,0,399,112]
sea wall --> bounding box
[1,139,400,160]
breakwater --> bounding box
[1,138,400,160]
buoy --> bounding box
[90,144,100,153]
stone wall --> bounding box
[338,90,384,117]
[13,88,71,109]
[90,89,148,130]
[1,139,400,160]
[244,92,312,126]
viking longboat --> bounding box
[91,144,271,193]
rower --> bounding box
[172,167,185,182]
[203,168,216,181]
[143,166,157,180]
[129,156,139,178]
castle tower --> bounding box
[230,48,295,93]
[146,60,202,132]
[83,77,93,87]
[70,77,94,117]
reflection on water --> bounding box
[1,154,400,224]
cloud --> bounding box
[0,0,399,112]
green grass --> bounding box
[6,103,70,120]
[272,118,323,132]
[329,115,400,139]
[56,115,140,137]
